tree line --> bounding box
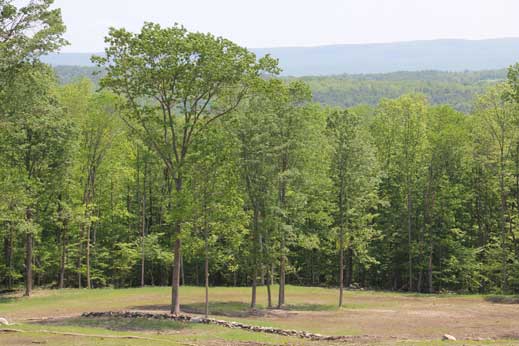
[52,66,506,114]
[2,1,519,315]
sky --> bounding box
[52,0,519,53]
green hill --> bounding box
[53,66,506,113]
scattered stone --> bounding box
[442,334,456,341]
[0,318,9,325]
[81,311,375,342]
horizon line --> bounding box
[56,36,519,54]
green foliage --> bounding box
[53,67,505,113]
[0,0,67,72]
[3,4,519,299]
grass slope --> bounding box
[2,286,519,345]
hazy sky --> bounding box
[53,0,519,52]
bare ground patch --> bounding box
[4,287,519,344]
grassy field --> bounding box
[1,285,519,345]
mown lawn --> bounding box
[2,286,519,345]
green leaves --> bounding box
[0,0,67,71]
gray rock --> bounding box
[442,334,456,341]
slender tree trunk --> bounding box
[141,219,145,288]
[417,226,424,293]
[278,232,286,308]
[251,266,257,309]
[59,219,68,289]
[24,206,34,296]
[265,231,272,309]
[407,188,413,291]
[428,242,433,293]
[339,230,344,307]
[171,237,181,314]
[259,234,265,286]
[338,176,346,307]
[277,153,288,308]
[141,155,147,287]
[77,226,82,289]
[204,225,209,318]
[266,266,272,308]
[24,222,33,296]
[171,176,183,315]
[499,145,507,293]
[86,223,91,289]
[251,208,259,309]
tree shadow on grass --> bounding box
[132,301,335,317]
[33,316,191,332]
[131,301,266,317]
[283,303,337,311]
[484,296,519,304]
[0,296,18,304]
[0,290,22,304]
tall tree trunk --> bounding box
[266,266,272,308]
[141,227,145,288]
[259,234,265,286]
[24,209,33,296]
[171,237,181,314]
[278,232,286,308]
[428,242,433,293]
[25,249,33,292]
[278,153,288,308]
[204,224,209,318]
[338,176,346,307]
[407,189,413,291]
[265,231,272,309]
[59,219,68,289]
[141,160,147,288]
[417,225,424,293]
[251,208,259,309]
[251,266,257,309]
[339,239,344,307]
[499,145,507,293]
[86,223,91,289]
[171,176,183,315]
[77,226,82,289]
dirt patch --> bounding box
[5,287,519,344]
[134,295,519,342]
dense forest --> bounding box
[300,70,505,113]
[53,66,505,113]
[3,0,519,315]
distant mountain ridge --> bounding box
[43,38,519,76]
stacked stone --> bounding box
[80,311,365,341]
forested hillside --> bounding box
[43,38,519,75]
[299,70,505,112]
[3,0,519,315]
[54,66,506,113]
